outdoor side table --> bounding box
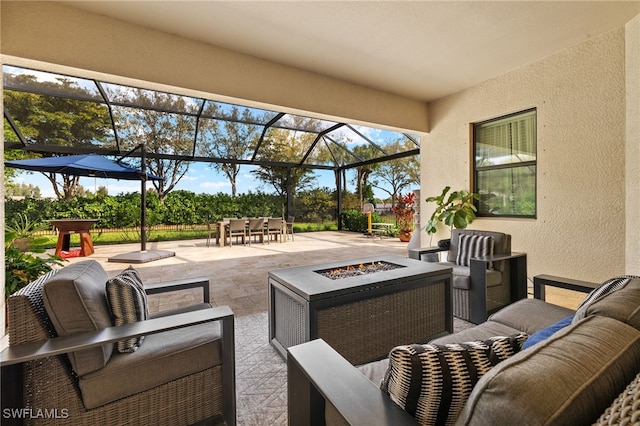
[50,219,98,257]
[533,274,599,301]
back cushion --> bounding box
[447,230,509,264]
[457,316,640,426]
[455,234,494,268]
[573,276,640,330]
[42,260,113,376]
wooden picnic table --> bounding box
[50,219,99,257]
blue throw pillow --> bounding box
[522,315,575,350]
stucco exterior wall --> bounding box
[422,28,629,282]
[0,1,428,133]
[626,16,640,275]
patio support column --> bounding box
[140,144,147,252]
[286,167,293,219]
[336,169,342,230]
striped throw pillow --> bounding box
[456,234,494,268]
[106,266,149,353]
[575,275,638,311]
[381,333,528,426]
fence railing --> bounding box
[33,223,211,237]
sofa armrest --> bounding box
[287,339,416,426]
[533,274,599,301]
[145,277,210,303]
[0,305,232,366]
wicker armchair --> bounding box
[409,229,527,324]
[1,261,235,425]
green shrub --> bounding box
[5,234,65,299]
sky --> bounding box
[11,161,380,199]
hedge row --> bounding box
[6,190,399,234]
[5,190,298,229]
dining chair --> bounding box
[286,216,295,241]
[248,218,266,245]
[266,217,283,243]
[228,219,247,246]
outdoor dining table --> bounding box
[209,218,287,247]
[50,219,99,257]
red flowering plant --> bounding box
[391,192,416,231]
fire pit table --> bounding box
[268,255,453,365]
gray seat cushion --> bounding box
[79,319,222,409]
[42,260,113,376]
[358,358,390,386]
[429,320,523,346]
[441,262,503,289]
[488,298,575,335]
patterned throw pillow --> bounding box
[106,266,149,353]
[576,275,638,311]
[572,275,640,325]
[381,333,528,426]
[456,234,495,268]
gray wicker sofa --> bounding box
[1,260,235,426]
[288,275,640,425]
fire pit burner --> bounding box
[315,260,404,280]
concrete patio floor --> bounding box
[56,230,411,317]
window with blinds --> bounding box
[473,109,536,217]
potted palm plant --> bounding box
[424,186,479,247]
[391,192,416,242]
[5,213,47,252]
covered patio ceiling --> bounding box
[3,65,420,172]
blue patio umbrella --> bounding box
[4,153,162,181]
[5,152,173,263]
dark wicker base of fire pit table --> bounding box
[268,255,453,365]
